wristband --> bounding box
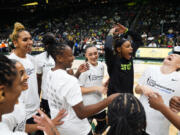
[125,28,128,33]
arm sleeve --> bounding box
[65,79,83,106]
[2,114,18,131]
[104,35,114,75]
[125,30,143,57]
[35,56,43,74]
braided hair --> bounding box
[44,33,68,61]
[0,54,17,87]
[108,93,148,135]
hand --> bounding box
[169,96,180,113]
[76,63,89,75]
[148,92,165,111]
[116,23,127,34]
[141,85,155,97]
[52,109,68,126]
[96,86,107,94]
[67,69,74,75]
[33,109,62,135]
[109,26,119,36]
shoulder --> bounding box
[8,53,16,59]
[35,52,47,58]
[98,61,104,67]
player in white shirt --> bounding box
[135,54,180,135]
[0,54,63,135]
[35,33,87,118]
[36,33,55,118]
[79,45,107,134]
[45,35,119,135]
[8,22,41,134]
[2,60,29,132]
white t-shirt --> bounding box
[79,62,104,106]
[35,51,55,100]
[46,69,91,135]
[2,102,26,132]
[138,66,180,135]
[0,122,27,135]
[9,53,40,119]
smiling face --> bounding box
[0,71,22,115]
[13,31,33,54]
[163,54,180,70]
[85,46,98,66]
[119,41,133,60]
[15,62,29,91]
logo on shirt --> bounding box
[171,78,178,81]
[147,77,175,94]
[121,62,132,71]
[88,74,103,81]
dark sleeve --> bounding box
[105,35,114,75]
[125,30,143,57]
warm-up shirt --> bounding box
[45,69,91,135]
[2,102,26,132]
[138,66,180,135]
[79,62,104,106]
[105,30,142,96]
[35,51,55,100]
[9,53,40,119]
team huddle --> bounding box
[0,22,180,135]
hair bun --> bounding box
[14,22,25,32]
[42,33,56,45]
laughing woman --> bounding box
[0,54,63,135]
[105,24,143,96]
[8,22,41,134]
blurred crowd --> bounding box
[0,0,179,54]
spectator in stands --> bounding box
[148,40,157,47]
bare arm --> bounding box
[81,86,107,95]
[135,84,154,97]
[25,124,39,133]
[148,93,180,130]
[72,93,119,119]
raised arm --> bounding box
[104,27,117,74]
[116,23,143,56]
